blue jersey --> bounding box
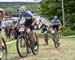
[19,11,33,26]
[50,19,61,25]
[19,11,33,19]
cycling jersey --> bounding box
[19,11,33,26]
[41,24,48,33]
[50,19,61,31]
[50,19,61,25]
[41,24,47,29]
[19,11,34,30]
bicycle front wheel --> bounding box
[30,35,39,55]
[16,36,27,58]
[1,37,7,60]
[53,37,60,48]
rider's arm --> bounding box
[29,11,36,26]
[32,17,36,26]
[15,19,20,27]
[50,20,54,26]
[49,20,54,28]
[58,20,61,29]
[16,13,22,27]
[59,24,62,30]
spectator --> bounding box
[5,23,11,41]
[11,23,17,40]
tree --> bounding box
[40,0,62,19]
[40,0,75,30]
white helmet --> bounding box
[19,6,26,12]
[54,16,58,19]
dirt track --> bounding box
[8,38,75,60]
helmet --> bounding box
[19,6,26,12]
[54,16,58,19]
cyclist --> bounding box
[41,19,48,33]
[5,23,11,41]
[16,6,37,45]
[50,16,61,38]
[41,19,49,45]
[11,23,18,40]
[0,8,5,58]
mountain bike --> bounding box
[0,37,7,60]
[41,25,48,45]
[51,30,60,48]
[16,26,39,58]
[44,31,48,45]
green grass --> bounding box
[62,31,75,36]
[7,42,17,54]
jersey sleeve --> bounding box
[27,11,33,16]
[50,20,54,25]
[58,20,61,24]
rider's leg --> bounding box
[32,30,36,42]
[58,29,61,38]
[31,25,37,42]
[56,26,61,40]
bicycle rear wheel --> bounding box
[53,36,60,48]
[44,33,48,45]
[16,36,27,58]
[1,37,7,60]
[30,35,39,55]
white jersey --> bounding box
[50,19,61,25]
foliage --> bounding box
[39,0,62,19]
[0,2,40,16]
[40,0,75,31]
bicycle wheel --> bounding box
[30,35,39,55]
[54,41,60,48]
[44,33,48,45]
[1,37,7,60]
[16,36,27,58]
[53,36,60,48]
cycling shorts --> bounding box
[52,25,59,31]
